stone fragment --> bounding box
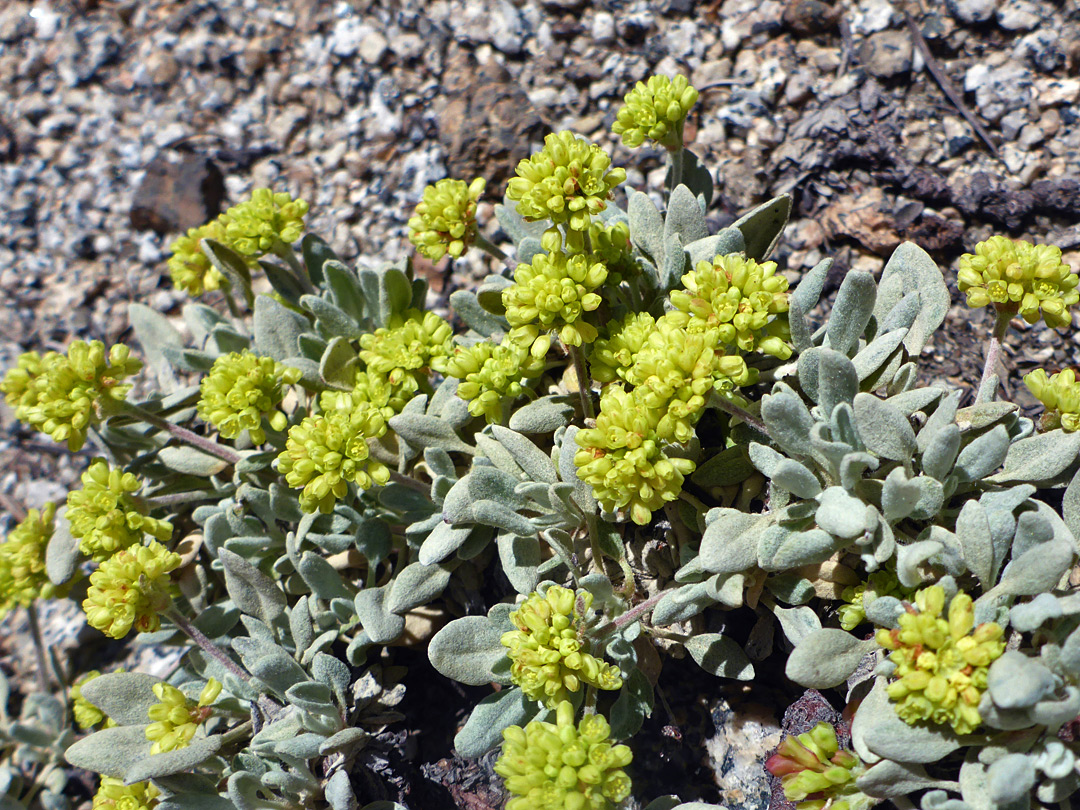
[858,29,913,78]
[431,46,543,187]
[945,0,998,24]
[996,0,1041,30]
[0,117,15,163]
[130,151,226,235]
[781,0,839,35]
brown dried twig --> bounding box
[903,11,1000,159]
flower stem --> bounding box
[475,234,517,273]
[667,145,685,195]
[976,308,1012,404]
[388,470,430,495]
[708,391,768,436]
[567,344,595,420]
[112,401,242,465]
[273,241,316,295]
[595,590,668,637]
[165,608,251,684]
[26,603,50,692]
[145,489,233,508]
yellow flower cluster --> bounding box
[0,503,59,615]
[1,341,141,451]
[501,585,622,707]
[957,236,1078,328]
[276,405,391,514]
[837,569,911,632]
[66,460,173,562]
[507,131,626,240]
[669,253,792,359]
[145,678,221,754]
[1023,367,1080,432]
[408,177,486,261]
[612,74,699,151]
[197,350,301,445]
[575,386,696,526]
[357,309,453,384]
[167,217,234,297]
[503,249,608,355]
[82,541,181,639]
[876,586,1005,735]
[765,722,873,810]
[92,777,159,810]
[320,368,419,421]
[445,337,546,423]
[224,188,309,258]
[71,670,111,729]
[495,700,632,810]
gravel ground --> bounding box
[2,0,1080,805]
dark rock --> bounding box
[781,0,839,36]
[902,214,965,252]
[433,46,544,188]
[129,151,226,235]
[858,30,913,78]
[953,171,1034,230]
[1031,178,1080,216]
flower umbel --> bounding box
[1,341,141,451]
[320,368,419,420]
[408,177,486,261]
[765,722,873,810]
[167,217,233,297]
[837,569,912,632]
[495,700,633,810]
[82,541,182,639]
[198,350,301,445]
[501,585,623,708]
[876,585,1006,735]
[225,188,309,257]
[92,777,159,810]
[574,386,695,525]
[446,337,546,423]
[0,503,58,615]
[67,460,174,562]
[1023,367,1080,432]
[276,405,391,514]
[145,678,221,754]
[72,670,108,729]
[506,131,626,239]
[612,74,699,151]
[957,236,1078,328]
[669,253,792,359]
[503,249,608,353]
[358,309,453,383]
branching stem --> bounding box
[708,391,768,436]
[166,608,251,684]
[475,234,517,273]
[595,590,668,637]
[26,603,50,693]
[113,401,241,465]
[567,344,595,420]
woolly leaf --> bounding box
[354,587,405,644]
[389,412,475,456]
[954,425,1011,483]
[791,257,832,313]
[64,725,153,778]
[879,242,949,355]
[987,429,1080,484]
[454,687,537,758]
[955,500,994,590]
[851,328,906,384]
[853,679,961,763]
[301,294,363,340]
[785,629,875,688]
[508,395,576,434]
[449,289,509,337]
[817,349,859,417]
[124,736,222,784]
[664,184,709,247]
[684,229,745,266]
[491,425,558,484]
[627,190,665,265]
[770,459,822,499]
[45,507,80,587]
[157,446,229,477]
[827,271,876,357]
[429,615,511,687]
[699,509,767,574]
[418,520,473,565]
[253,294,308,362]
[730,193,790,261]
[219,547,286,625]
[761,385,815,457]
[853,393,916,461]
[80,673,162,727]
[856,760,955,799]
[815,487,867,539]
[298,551,352,601]
[685,634,754,680]
[498,532,541,595]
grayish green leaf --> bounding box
[953,425,1010,483]
[389,412,474,456]
[785,629,875,688]
[827,271,876,357]
[498,532,540,594]
[730,194,790,261]
[852,328,907,383]
[80,673,161,727]
[64,725,153,778]
[429,616,509,686]
[45,507,80,587]
[354,586,405,644]
[853,678,960,763]
[124,736,221,784]
[853,393,916,461]
[253,294,308,362]
[454,687,537,758]
[508,395,575,434]
[879,242,949,354]
[686,634,754,680]
[987,429,1080,484]
[219,547,286,624]
[815,487,867,539]
[387,561,454,614]
[791,257,832,313]
[157,445,229,477]
[627,190,665,264]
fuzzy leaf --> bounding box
[45,507,80,587]
[815,487,867,539]
[684,229,745,266]
[219,547,286,625]
[690,445,756,487]
[298,551,352,601]
[996,538,1074,597]
[1066,467,1080,542]
[882,468,922,522]
[157,446,229,477]
[764,528,844,570]
[699,509,768,574]
[879,242,949,355]
[827,271,876,357]
[665,184,710,247]
[921,424,961,482]
[301,294,363,339]
[851,328,907,383]
[354,587,405,644]
[64,725,153,778]
[498,532,540,595]
[685,634,754,680]
[772,604,822,647]
[987,429,1080,484]
[449,289,508,337]
[389,412,474,456]
[791,257,832,313]
[661,232,688,291]
[253,294,308,362]
[80,673,162,727]
[955,500,994,590]
[854,678,961,763]
[491,426,558,484]
[319,336,360,389]
[787,293,813,353]
[785,629,875,688]
[761,385,815,457]
[628,190,666,265]
[853,393,916,461]
[817,349,859,417]
[418,520,473,565]
[954,425,1010,483]
[454,687,537,758]
[124,736,222,784]
[129,303,185,391]
[770,459,822,499]
[731,194,790,261]
[987,753,1036,805]
[508,395,576,434]
[476,275,511,316]
[856,760,954,799]
[429,616,509,686]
